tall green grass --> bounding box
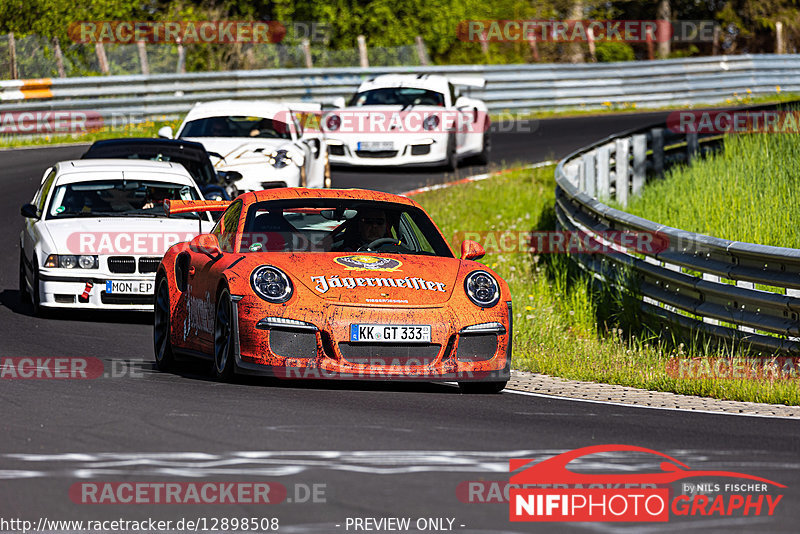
[622,133,800,248]
[414,165,800,405]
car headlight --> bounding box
[45,254,98,269]
[251,265,293,303]
[268,149,293,169]
[423,115,440,131]
[78,255,97,269]
[464,270,500,308]
[326,114,341,131]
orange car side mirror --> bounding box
[189,234,222,258]
[461,240,485,261]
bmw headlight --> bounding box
[423,114,440,131]
[78,255,97,269]
[464,270,500,308]
[251,265,293,303]
[45,254,98,269]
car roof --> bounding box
[244,187,421,208]
[183,100,293,122]
[53,159,197,185]
[356,74,450,93]
[84,137,209,153]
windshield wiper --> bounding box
[56,211,126,218]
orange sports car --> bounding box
[153,188,512,393]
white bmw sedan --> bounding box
[19,159,214,313]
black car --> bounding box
[82,138,241,201]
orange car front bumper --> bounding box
[232,297,512,382]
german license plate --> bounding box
[105,280,154,294]
[357,141,394,151]
[350,324,431,343]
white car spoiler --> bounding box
[449,76,486,88]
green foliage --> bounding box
[594,41,634,62]
[622,132,800,249]
[3,1,800,70]
[668,44,699,58]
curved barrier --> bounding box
[1,54,800,120]
[554,102,800,354]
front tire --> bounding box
[213,288,236,381]
[30,257,42,317]
[459,381,507,394]
[474,132,491,166]
[19,251,28,303]
[153,277,176,371]
[443,135,457,172]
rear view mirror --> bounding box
[157,126,173,139]
[320,209,357,221]
[189,234,222,258]
[331,96,346,109]
[460,240,485,261]
[20,203,40,219]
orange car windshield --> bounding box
[238,200,453,256]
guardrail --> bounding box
[1,54,800,121]
[554,102,800,354]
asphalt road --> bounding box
[1,113,799,533]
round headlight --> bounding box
[78,255,96,269]
[326,114,341,131]
[423,114,440,131]
[268,149,290,169]
[464,270,500,308]
[251,265,293,303]
[60,255,77,269]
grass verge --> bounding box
[0,118,182,149]
[413,164,800,405]
[621,132,800,249]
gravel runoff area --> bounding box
[507,370,800,418]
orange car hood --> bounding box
[276,253,461,306]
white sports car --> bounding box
[160,100,329,192]
[324,74,490,170]
[19,159,214,313]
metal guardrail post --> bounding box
[596,144,611,200]
[582,151,596,197]
[702,273,721,325]
[615,137,630,207]
[651,128,664,177]
[737,280,757,333]
[632,134,647,195]
[687,132,698,163]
